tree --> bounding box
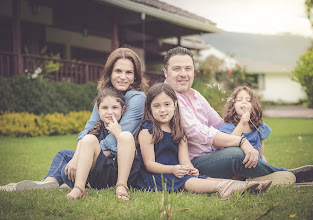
[305,0,313,51]
[305,0,313,29]
[292,50,313,108]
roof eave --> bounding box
[97,0,221,33]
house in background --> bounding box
[202,32,310,103]
[0,0,220,84]
[236,58,306,103]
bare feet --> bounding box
[66,186,86,200]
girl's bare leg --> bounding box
[67,134,100,199]
[183,177,258,199]
[116,131,136,200]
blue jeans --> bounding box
[44,149,75,188]
[191,147,287,179]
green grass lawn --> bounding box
[0,118,312,219]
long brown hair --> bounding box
[97,48,148,93]
[89,88,126,136]
[223,85,263,130]
[136,83,185,144]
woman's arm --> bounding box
[139,130,189,178]
[100,92,146,154]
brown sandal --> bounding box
[116,183,130,201]
[66,186,86,200]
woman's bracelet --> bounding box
[238,136,247,147]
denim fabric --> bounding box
[77,90,146,154]
[44,149,75,185]
[218,122,272,157]
[191,147,287,179]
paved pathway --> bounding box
[263,105,313,119]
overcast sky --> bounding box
[160,0,313,38]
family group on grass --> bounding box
[2,47,312,201]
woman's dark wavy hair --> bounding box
[89,88,126,136]
[97,48,148,93]
[135,83,185,145]
[223,85,263,130]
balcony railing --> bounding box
[0,51,103,84]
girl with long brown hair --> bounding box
[220,85,271,162]
[136,83,271,200]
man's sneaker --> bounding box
[15,180,59,191]
[289,165,313,183]
[249,171,296,186]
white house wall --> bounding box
[257,73,307,103]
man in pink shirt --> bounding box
[163,46,313,184]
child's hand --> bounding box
[172,165,189,178]
[240,112,250,125]
[64,157,78,182]
[106,116,122,138]
[188,167,199,177]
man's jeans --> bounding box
[191,147,287,179]
[44,149,75,188]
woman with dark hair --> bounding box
[7,48,148,201]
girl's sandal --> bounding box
[66,186,86,200]
[214,180,260,200]
[116,183,130,201]
[252,180,272,193]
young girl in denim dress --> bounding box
[219,85,273,162]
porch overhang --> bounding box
[97,0,221,34]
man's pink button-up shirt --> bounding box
[176,88,224,160]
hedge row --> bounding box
[0,111,91,137]
[0,76,97,114]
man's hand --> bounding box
[240,140,259,168]
[64,158,78,182]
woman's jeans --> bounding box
[44,149,75,188]
[191,147,287,179]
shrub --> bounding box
[192,76,228,114]
[215,65,257,91]
[0,75,97,114]
[0,111,91,137]
[292,50,313,108]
